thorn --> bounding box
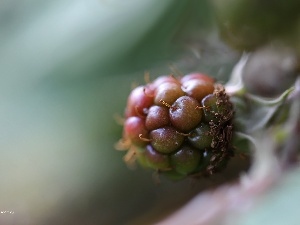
[124,147,137,169]
[169,63,183,77]
[115,138,131,151]
[131,82,138,90]
[169,74,176,79]
[169,74,181,85]
[113,113,125,125]
[144,71,151,84]
[139,134,151,142]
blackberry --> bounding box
[188,123,213,150]
[150,127,184,154]
[116,73,234,179]
[170,145,202,175]
[145,106,170,130]
[154,82,185,106]
[142,145,171,170]
[169,96,202,132]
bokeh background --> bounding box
[0,1,260,224]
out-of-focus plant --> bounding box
[155,1,300,225]
[1,0,300,225]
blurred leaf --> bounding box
[233,88,293,133]
[212,0,300,51]
[233,167,300,225]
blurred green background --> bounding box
[0,1,243,224]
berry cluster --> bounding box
[116,73,234,179]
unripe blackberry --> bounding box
[154,83,185,106]
[170,145,202,175]
[124,116,149,147]
[169,96,202,132]
[150,127,184,154]
[150,75,180,90]
[143,145,170,170]
[188,123,213,150]
[180,72,215,84]
[202,85,234,124]
[182,79,214,102]
[117,73,234,179]
[145,106,170,130]
[125,86,154,118]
